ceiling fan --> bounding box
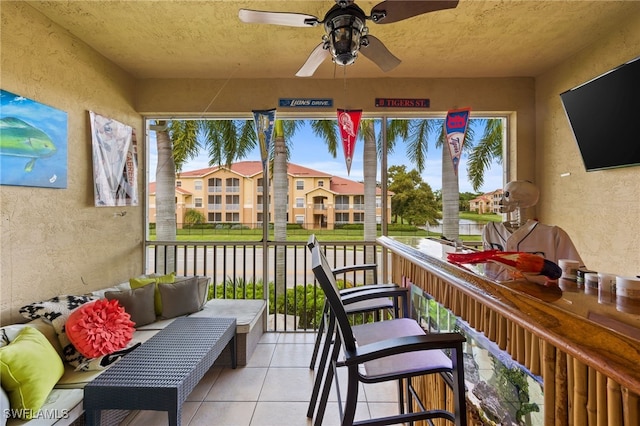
[238,0,459,77]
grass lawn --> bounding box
[163,227,435,242]
[149,211,499,243]
[155,230,484,243]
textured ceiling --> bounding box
[25,1,640,80]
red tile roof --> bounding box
[328,175,385,195]
[176,161,333,179]
[152,161,389,195]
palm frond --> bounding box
[466,118,504,191]
[170,120,200,173]
[310,120,338,157]
[404,119,432,172]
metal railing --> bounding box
[145,240,382,332]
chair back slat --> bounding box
[311,243,357,353]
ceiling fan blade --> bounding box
[360,36,401,72]
[296,43,330,77]
[370,0,459,24]
[238,9,320,27]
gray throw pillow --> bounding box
[173,276,210,309]
[196,276,211,308]
[105,284,156,327]
[158,277,201,319]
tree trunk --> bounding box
[155,123,176,273]
[441,144,460,241]
[363,121,377,275]
[273,123,287,318]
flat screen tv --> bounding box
[560,56,640,172]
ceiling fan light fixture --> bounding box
[240,0,459,76]
[325,11,366,66]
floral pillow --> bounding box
[19,295,139,371]
[65,299,135,359]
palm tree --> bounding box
[319,115,503,248]
[154,120,199,272]
[370,116,501,242]
[360,120,378,245]
[271,120,302,299]
[311,117,435,242]
[385,118,441,239]
[439,118,503,241]
[440,128,461,240]
[308,117,434,272]
[152,119,255,272]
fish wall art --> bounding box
[0,89,68,188]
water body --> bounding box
[425,219,488,236]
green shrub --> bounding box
[212,277,379,330]
[336,223,364,230]
[212,277,264,299]
[277,285,325,329]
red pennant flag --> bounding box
[337,109,362,175]
[444,107,471,176]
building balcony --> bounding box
[312,203,326,211]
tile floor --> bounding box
[121,332,400,426]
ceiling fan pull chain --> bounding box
[343,66,349,108]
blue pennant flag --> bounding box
[252,109,276,168]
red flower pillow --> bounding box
[65,299,135,359]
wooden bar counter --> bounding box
[378,236,640,426]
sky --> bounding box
[147,120,504,194]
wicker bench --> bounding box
[83,317,236,426]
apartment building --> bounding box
[469,189,503,214]
[148,161,392,230]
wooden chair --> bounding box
[309,242,467,426]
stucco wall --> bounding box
[535,12,640,277]
[0,2,144,324]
